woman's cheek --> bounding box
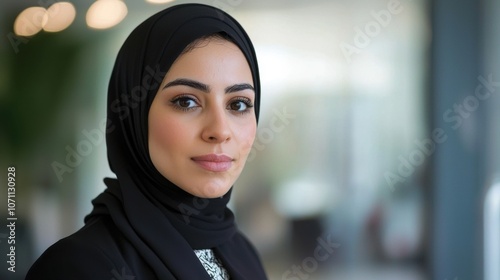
[241,124,257,154]
[150,112,186,154]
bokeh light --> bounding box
[86,0,128,29]
[43,2,76,32]
[13,7,48,36]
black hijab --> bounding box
[84,4,266,279]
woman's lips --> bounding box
[191,154,233,172]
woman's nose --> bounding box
[201,107,231,143]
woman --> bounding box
[26,3,267,279]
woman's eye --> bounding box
[171,96,198,110]
[228,98,253,113]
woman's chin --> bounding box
[190,180,232,198]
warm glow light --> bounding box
[146,0,175,3]
[86,0,128,29]
[43,2,76,32]
[13,7,48,36]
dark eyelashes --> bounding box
[227,97,254,115]
[231,97,254,108]
[170,94,195,103]
[170,94,199,111]
[168,94,254,113]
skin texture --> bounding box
[148,38,256,198]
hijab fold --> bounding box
[85,4,266,279]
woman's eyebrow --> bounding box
[225,83,254,94]
[163,78,254,94]
[163,78,209,92]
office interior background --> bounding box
[1,0,499,279]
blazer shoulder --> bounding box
[26,217,131,280]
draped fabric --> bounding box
[84,4,266,279]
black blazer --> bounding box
[26,216,155,279]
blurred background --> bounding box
[0,0,499,279]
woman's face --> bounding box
[148,38,256,198]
